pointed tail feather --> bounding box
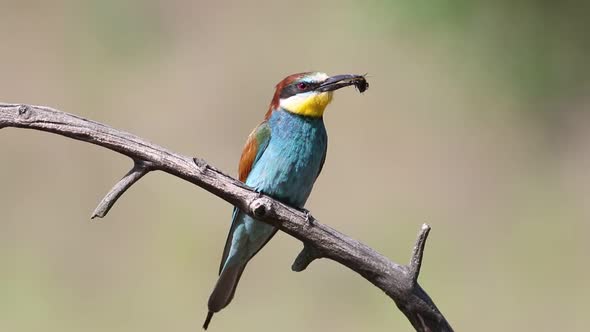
[203,311,214,330]
[203,263,246,329]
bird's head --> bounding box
[266,72,368,119]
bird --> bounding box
[203,72,368,330]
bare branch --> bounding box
[0,103,453,332]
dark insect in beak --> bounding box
[316,74,369,93]
[354,76,369,93]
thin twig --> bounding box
[91,160,154,219]
[0,103,453,332]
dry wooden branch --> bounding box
[0,103,453,332]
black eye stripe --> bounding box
[279,82,321,99]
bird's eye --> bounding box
[297,82,307,91]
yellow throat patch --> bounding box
[280,91,334,117]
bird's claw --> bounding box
[301,208,315,224]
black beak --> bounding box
[316,74,369,93]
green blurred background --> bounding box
[1,1,589,331]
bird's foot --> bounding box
[300,208,315,224]
[253,189,263,198]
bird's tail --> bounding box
[203,312,214,330]
[202,262,246,330]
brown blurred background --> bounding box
[1,1,589,331]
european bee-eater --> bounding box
[203,72,368,329]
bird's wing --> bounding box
[219,121,271,273]
[237,121,271,182]
[316,136,328,179]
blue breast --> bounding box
[245,109,328,207]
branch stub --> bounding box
[250,197,269,218]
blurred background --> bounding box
[1,1,589,331]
